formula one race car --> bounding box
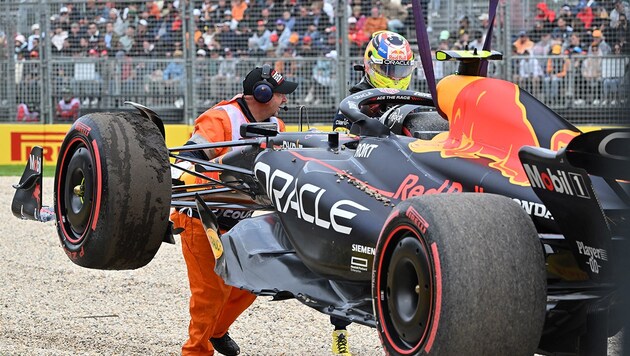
[10,5,630,356]
[12,70,630,356]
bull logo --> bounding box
[409,76,579,186]
[388,49,407,60]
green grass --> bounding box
[0,165,55,177]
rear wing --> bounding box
[11,146,54,222]
[436,49,503,76]
[519,129,630,282]
[435,49,503,61]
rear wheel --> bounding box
[373,193,546,355]
[55,112,171,270]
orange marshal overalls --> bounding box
[171,95,285,355]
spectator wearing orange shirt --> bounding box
[513,30,535,54]
[230,0,247,22]
[144,1,161,20]
[363,7,388,36]
[544,44,570,106]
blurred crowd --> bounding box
[3,0,420,61]
[431,1,628,53]
[513,1,629,107]
[431,0,629,107]
[1,0,628,117]
[1,0,422,112]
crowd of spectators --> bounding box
[407,1,628,107]
[507,1,629,107]
[519,1,628,107]
[2,0,629,115]
[3,0,422,109]
[6,1,360,60]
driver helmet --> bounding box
[364,31,416,90]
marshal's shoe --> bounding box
[210,332,240,356]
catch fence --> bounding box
[0,0,627,125]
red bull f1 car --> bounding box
[10,1,630,354]
[12,52,630,355]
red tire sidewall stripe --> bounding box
[423,242,442,353]
[56,134,100,245]
[376,224,429,355]
[57,136,85,244]
[90,139,102,231]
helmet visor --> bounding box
[369,58,416,80]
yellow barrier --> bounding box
[0,123,614,165]
[1,124,70,165]
[0,124,193,165]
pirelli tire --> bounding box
[54,112,171,270]
[372,193,546,355]
[403,112,449,139]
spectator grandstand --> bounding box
[0,0,627,125]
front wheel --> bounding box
[372,193,546,355]
[55,112,171,270]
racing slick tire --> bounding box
[54,112,171,270]
[403,112,449,139]
[372,193,546,355]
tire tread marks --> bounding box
[373,193,546,355]
[59,112,170,270]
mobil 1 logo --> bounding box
[523,163,590,199]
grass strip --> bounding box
[0,165,55,177]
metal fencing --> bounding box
[508,54,629,124]
[0,0,628,125]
